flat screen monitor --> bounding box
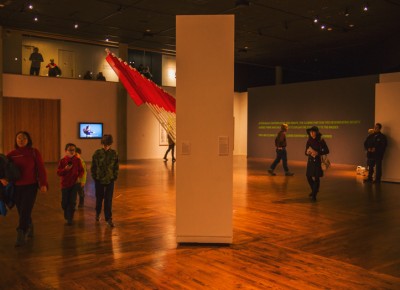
[78,123,103,139]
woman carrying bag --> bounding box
[305,126,329,202]
[7,131,48,247]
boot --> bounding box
[27,223,34,238]
[15,229,26,247]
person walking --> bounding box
[363,123,387,183]
[7,131,48,247]
[57,143,84,225]
[91,135,119,227]
[163,134,176,162]
[267,123,294,176]
[305,126,329,202]
[75,147,87,208]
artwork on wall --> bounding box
[159,125,168,146]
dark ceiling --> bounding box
[1,0,400,83]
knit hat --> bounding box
[101,134,113,145]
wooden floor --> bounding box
[1,157,400,289]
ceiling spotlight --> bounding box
[320,24,326,30]
[235,0,250,7]
[363,2,369,11]
[74,23,79,29]
[34,17,38,22]
[313,16,319,23]
[28,4,33,9]
[105,38,109,42]
[344,7,350,17]
[143,29,153,37]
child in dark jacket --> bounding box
[57,143,83,225]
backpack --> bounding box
[0,154,21,183]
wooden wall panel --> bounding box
[2,97,60,162]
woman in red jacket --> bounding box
[7,131,48,247]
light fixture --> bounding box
[363,2,369,11]
[143,29,153,37]
[105,38,109,42]
[28,4,33,9]
[344,7,350,17]
[235,0,250,8]
[313,16,319,23]
[74,23,79,29]
[34,16,38,22]
[320,24,326,30]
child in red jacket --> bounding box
[57,143,83,225]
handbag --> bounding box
[321,154,331,170]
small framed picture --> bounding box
[159,125,168,146]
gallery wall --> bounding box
[248,75,379,165]
[3,31,118,81]
[3,74,118,162]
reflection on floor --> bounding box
[0,157,399,289]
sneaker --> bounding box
[96,215,100,222]
[106,219,115,228]
[285,172,294,176]
[267,169,276,176]
[163,158,168,162]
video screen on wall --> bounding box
[78,123,103,139]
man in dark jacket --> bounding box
[364,123,387,183]
[267,123,294,176]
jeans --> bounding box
[13,184,38,232]
[95,181,114,221]
[270,148,289,172]
[368,159,383,181]
[164,144,175,159]
[61,184,80,221]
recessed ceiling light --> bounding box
[320,24,326,30]
[74,23,79,29]
[34,17,38,22]
[28,4,33,10]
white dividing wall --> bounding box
[176,15,234,243]
[376,72,400,182]
[233,92,248,156]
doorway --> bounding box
[58,49,75,78]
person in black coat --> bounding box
[363,123,387,183]
[305,126,329,201]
